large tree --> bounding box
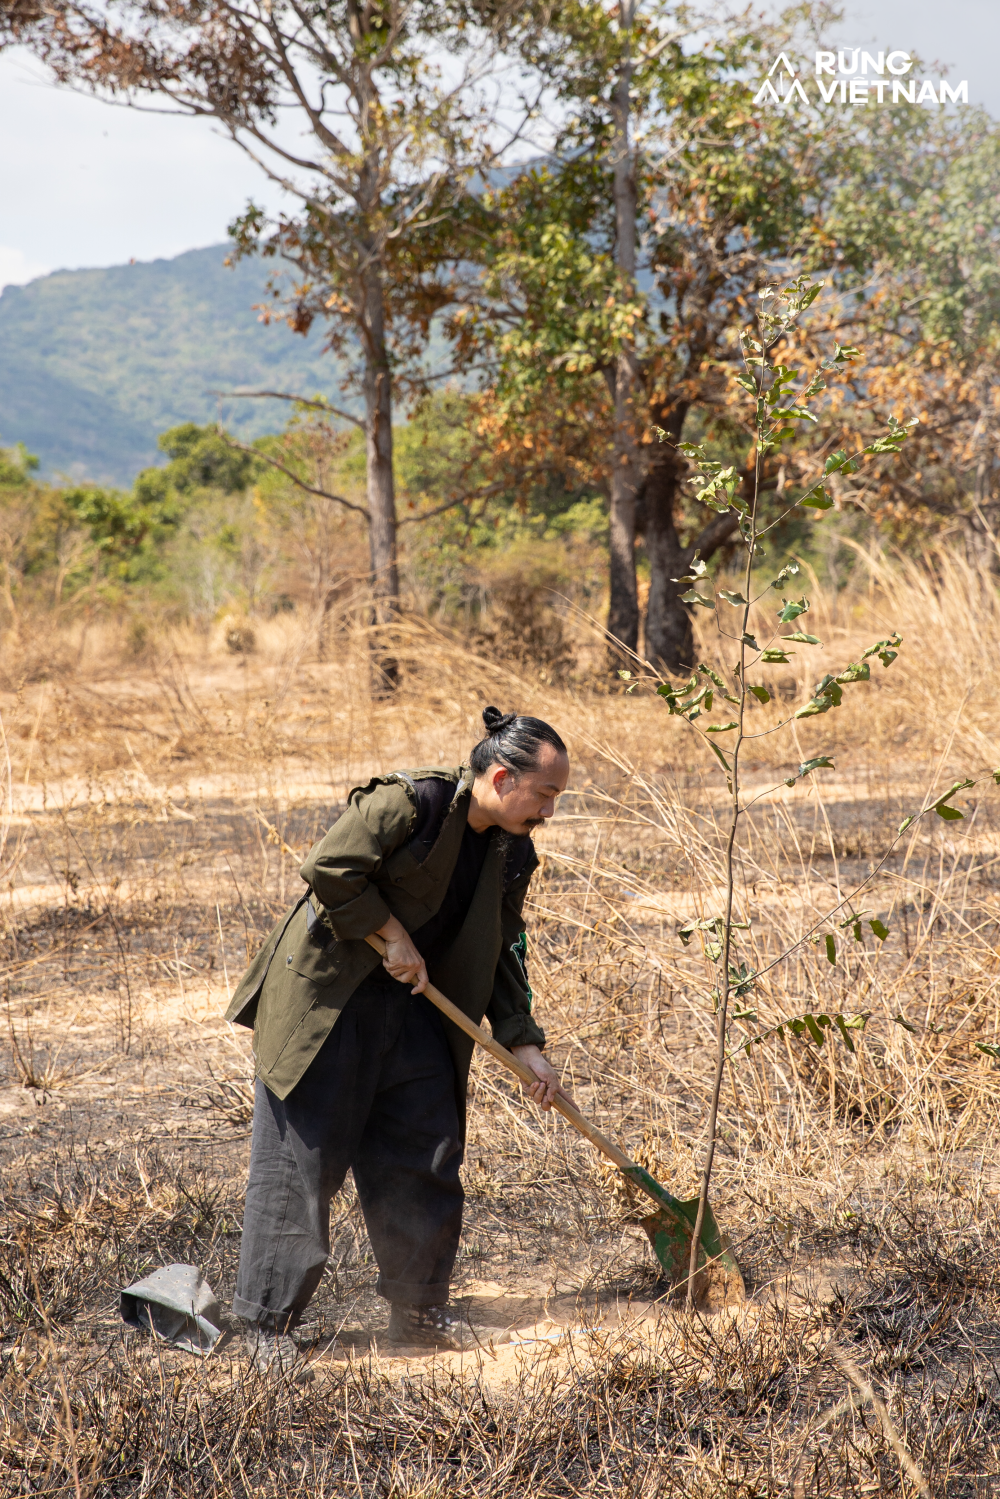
[5,0,515,667]
[461,1,997,672]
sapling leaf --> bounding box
[677,441,708,460]
[735,374,757,395]
[834,1015,856,1051]
[680,589,715,608]
[718,590,748,606]
[783,632,821,645]
[805,1013,828,1044]
[699,663,740,702]
[733,1008,758,1023]
[704,940,723,961]
[993,770,1000,785]
[783,777,796,786]
[836,662,870,684]
[762,647,793,663]
[852,922,862,942]
[749,685,770,704]
[706,721,739,733]
[833,343,861,362]
[893,1014,917,1034]
[975,1043,1000,1060]
[770,563,800,589]
[799,756,835,774]
[706,740,733,778]
[824,934,836,965]
[777,598,809,622]
[740,633,760,649]
[932,778,974,821]
[898,816,914,833]
[799,489,834,511]
[868,919,889,941]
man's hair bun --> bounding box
[470,705,567,779]
[482,705,518,734]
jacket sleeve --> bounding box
[299,779,416,941]
[486,863,546,1051]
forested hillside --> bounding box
[0,244,348,482]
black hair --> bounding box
[469,706,567,778]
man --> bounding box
[225,706,574,1368]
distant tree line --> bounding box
[4,0,1000,675]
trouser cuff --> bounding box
[376,1275,451,1307]
[232,1293,299,1332]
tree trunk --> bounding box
[644,424,743,674]
[358,112,399,690]
[606,0,640,666]
[644,437,695,674]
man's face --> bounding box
[490,744,570,836]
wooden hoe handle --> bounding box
[364,933,635,1173]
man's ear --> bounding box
[491,766,509,794]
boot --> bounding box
[244,1325,314,1381]
[386,1302,469,1351]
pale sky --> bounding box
[0,0,996,291]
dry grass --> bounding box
[2,546,1000,1496]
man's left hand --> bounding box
[510,1044,576,1112]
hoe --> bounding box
[366,934,745,1312]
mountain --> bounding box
[0,244,352,485]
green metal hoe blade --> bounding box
[622,1165,745,1312]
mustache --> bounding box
[523,817,545,829]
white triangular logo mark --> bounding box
[768,53,797,76]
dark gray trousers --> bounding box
[233,973,464,1329]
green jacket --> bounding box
[224,765,545,1129]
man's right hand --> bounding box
[374,915,428,994]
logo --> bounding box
[753,52,968,108]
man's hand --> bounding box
[375,915,428,994]
[510,1044,576,1112]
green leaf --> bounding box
[677,442,708,460]
[898,816,914,834]
[835,662,870,684]
[993,770,1000,785]
[704,940,723,961]
[799,756,834,775]
[770,563,800,589]
[679,589,714,608]
[824,934,836,965]
[762,647,792,663]
[705,721,739,733]
[824,450,848,474]
[805,1013,827,1044]
[777,597,809,622]
[795,700,831,719]
[861,633,902,664]
[932,778,974,821]
[783,632,821,645]
[706,740,732,777]
[893,1014,917,1034]
[833,343,861,363]
[852,922,862,942]
[868,919,889,941]
[748,684,770,704]
[975,1043,1000,1060]
[718,590,748,606]
[834,1014,856,1052]
[740,633,760,650]
[799,489,834,510]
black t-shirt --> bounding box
[410,818,492,968]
